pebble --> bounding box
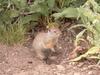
[56,65,65,71]
[74,72,81,75]
[88,71,93,75]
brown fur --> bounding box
[32,28,61,61]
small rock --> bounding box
[69,62,76,65]
[59,47,62,49]
[6,68,11,72]
[74,72,80,75]
[13,70,35,75]
[88,71,93,75]
[56,65,65,71]
[82,67,87,70]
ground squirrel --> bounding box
[32,27,61,62]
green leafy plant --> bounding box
[53,0,100,61]
[0,0,92,45]
[0,0,55,45]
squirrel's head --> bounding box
[47,28,61,38]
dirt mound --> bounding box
[0,23,100,75]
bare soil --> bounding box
[0,22,100,75]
